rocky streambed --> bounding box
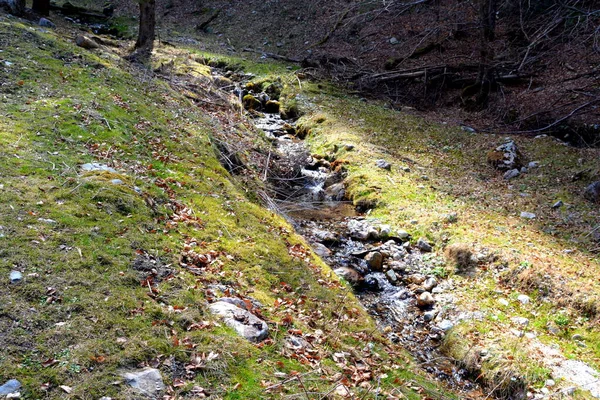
[229,82,481,394]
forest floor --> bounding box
[0,5,600,400]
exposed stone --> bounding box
[572,334,584,341]
[416,292,435,309]
[386,269,398,283]
[423,311,436,322]
[39,18,55,28]
[75,35,99,49]
[334,267,362,287]
[325,182,346,201]
[242,94,261,110]
[81,163,117,173]
[379,224,392,238]
[389,37,399,45]
[365,251,384,271]
[9,270,22,283]
[406,273,426,285]
[487,141,523,170]
[313,228,338,243]
[498,298,509,306]
[121,368,165,397]
[396,229,410,240]
[512,317,529,326]
[110,179,123,185]
[422,277,438,292]
[312,242,331,258]
[437,320,454,332]
[209,301,269,342]
[520,211,536,219]
[552,200,564,209]
[416,238,433,252]
[375,159,392,170]
[0,380,21,396]
[503,168,520,180]
[528,161,540,168]
[517,294,531,305]
[583,181,600,203]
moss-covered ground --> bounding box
[0,13,465,400]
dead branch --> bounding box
[242,48,301,63]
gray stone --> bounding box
[121,368,165,397]
[9,270,22,283]
[325,182,346,201]
[517,294,531,304]
[81,163,117,173]
[402,166,411,172]
[312,242,331,258]
[416,292,435,309]
[313,229,338,243]
[552,200,564,209]
[389,37,399,45]
[365,251,384,271]
[572,334,584,341]
[379,224,392,237]
[396,229,410,240]
[209,301,268,342]
[584,181,600,203]
[416,238,433,252]
[423,277,438,292]
[512,317,529,326]
[437,320,454,332]
[0,380,21,395]
[520,212,536,219]
[528,161,540,168]
[39,18,55,28]
[375,159,391,170]
[75,35,100,50]
[334,267,362,286]
[503,169,520,180]
[110,179,123,185]
[423,311,436,322]
[385,269,398,283]
[487,141,523,170]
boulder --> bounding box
[584,181,600,203]
[264,100,280,113]
[242,94,261,110]
[121,368,165,397]
[487,141,523,170]
[75,35,99,50]
[209,301,268,342]
[416,238,433,252]
[365,251,384,270]
[312,242,331,258]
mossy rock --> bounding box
[264,100,280,113]
[243,94,261,110]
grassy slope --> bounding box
[0,15,458,400]
[288,82,600,396]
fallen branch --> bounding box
[242,48,301,63]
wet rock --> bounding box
[416,292,435,309]
[584,181,600,203]
[422,277,438,292]
[365,252,384,271]
[517,294,531,304]
[347,219,378,240]
[39,18,55,28]
[242,94,261,110]
[520,211,536,219]
[121,368,165,397]
[209,301,269,342]
[335,267,362,287]
[9,270,22,283]
[81,162,117,173]
[375,159,392,170]
[386,269,398,283]
[0,380,21,395]
[75,35,99,49]
[416,238,433,252]
[313,229,338,243]
[503,168,520,180]
[264,100,280,113]
[312,242,331,258]
[487,141,523,170]
[325,182,346,201]
[363,275,380,291]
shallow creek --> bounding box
[247,106,480,395]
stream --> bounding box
[234,84,481,396]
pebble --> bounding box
[9,271,22,283]
[503,169,520,180]
[520,212,536,219]
[386,269,398,283]
[528,161,540,168]
[552,200,563,209]
[498,298,509,306]
[396,229,410,240]
[545,379,555,387]
[511,328,525,337]
[39,18,55,28]
[110,179,123,185]
[572,334,584,341]
[517,294,531,305]
[422,277,438,292]
[402,166,410,172]
[512,316,529,326]
[423,311,436,322]
[389,37,399,45]
[365,252,384,271]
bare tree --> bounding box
[135,0,156,53]
[0,0,25,15]
[475,0,498,105]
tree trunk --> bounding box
[1,0,25,15]
[476,0,498,104]
[135,0,156,52]
[32,0,50,16]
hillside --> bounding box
[1,3,600,400]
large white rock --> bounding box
[209,301,269,342]
[121,368,165,397]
